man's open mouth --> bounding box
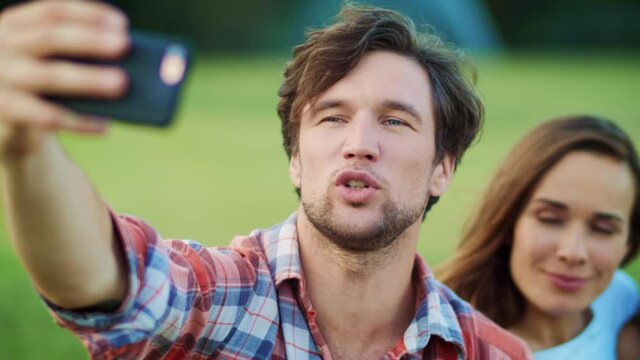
[346,180,369,189]
[335,170,381,190]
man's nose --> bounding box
[556,225,589,267]
[341,117,380,162]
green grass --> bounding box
[0,53,639,359]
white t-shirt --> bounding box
[534,270,640,360]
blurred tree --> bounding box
[293,0,503,52]
[105,0,505,53]
[1,0,637,50]
[109,0,300,52]
[485,0,640,48]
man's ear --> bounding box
[289,154,301,188]
[429,154,455,197]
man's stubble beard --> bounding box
[301,191,427,254]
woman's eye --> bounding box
[536,212,563,225]
[592,223,616,236]
[539,217,563,225]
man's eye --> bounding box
[383,118,406,126]
[321,116,345,123]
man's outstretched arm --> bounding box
[0,0,130,309]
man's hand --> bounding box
[0,1,131,309]
[0,0,129,161]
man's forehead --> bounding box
[306,52,431,109]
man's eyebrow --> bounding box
[535,198,625,223]
[309,100,346,116]
[381,99,422,122]
[309,99,422,121]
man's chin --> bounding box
[321,224,393,253]
[302,193,422,253]
[307,208,410,253]
[334,201,381,217]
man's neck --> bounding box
[296,209,420,359]
[508,304,592,352]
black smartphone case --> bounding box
[52,30,192,127]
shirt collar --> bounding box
[258,212,303,286]
[258,212,466,356]
[404,256,466,357]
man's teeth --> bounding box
[347,180,367,189]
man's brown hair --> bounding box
[277,4,483,212]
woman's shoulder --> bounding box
[594,270,639,307]
[593,270,640,327]
[533,273,637,360]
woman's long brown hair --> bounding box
[437,115,640,328]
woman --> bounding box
[438,115,640,359]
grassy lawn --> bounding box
[0,53,638,359]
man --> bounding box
[0,1,531,359]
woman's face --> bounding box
[511,151,635,317]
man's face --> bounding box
[289,51,453,252]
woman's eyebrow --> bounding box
[534,198,568,210]
[536,198,625,223]
[593,212,624,224]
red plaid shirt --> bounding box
[47,212,531,359]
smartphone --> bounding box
[50,30,193,127]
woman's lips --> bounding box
[547,272,588,291]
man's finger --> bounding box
[0,24,129,59]
[0,0,127,33]
[0,88,108,133]
[0,57,128,98]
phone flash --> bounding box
[160,45,188,86]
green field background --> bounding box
[0,54,639,359]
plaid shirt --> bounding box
[48,212,531,359]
